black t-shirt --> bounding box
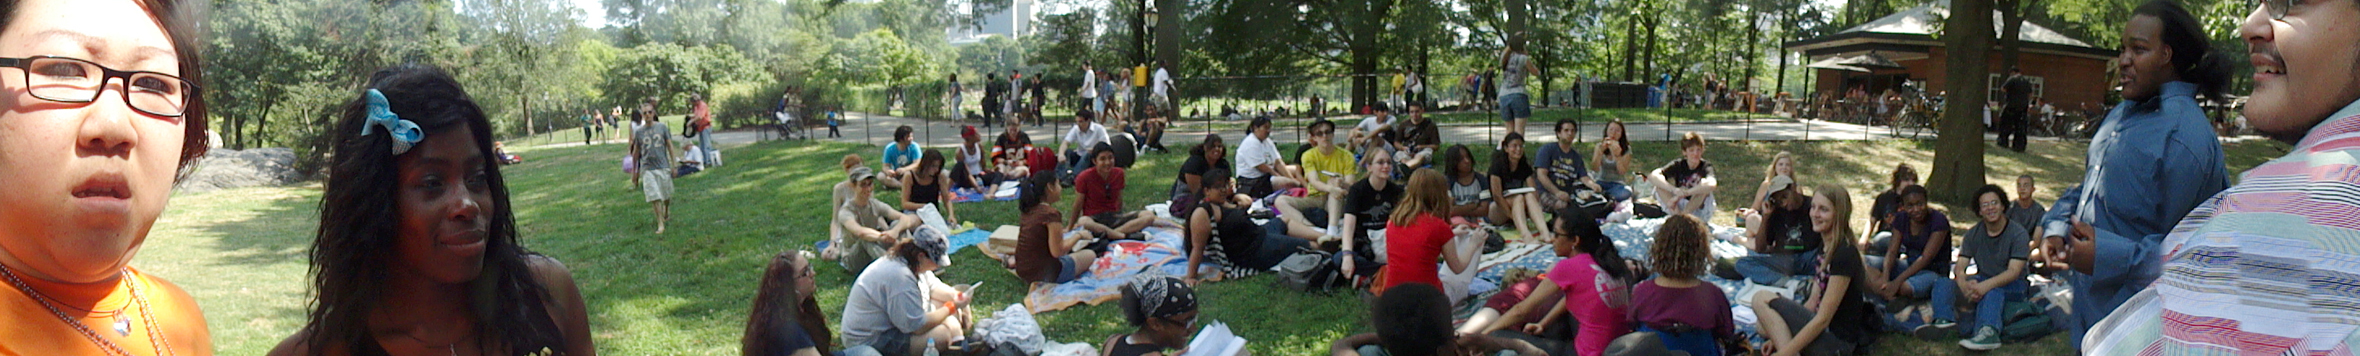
[1763,203,1820,253]
[1344,178,1405,239]
[1819,239,1871,344]
[1489,152,1535,189]
[1180,153,1228,181]
[1394,119,1440,148]
[996,131,1032,150]
[1657,158,1713,189]
[1869,190,1901,228]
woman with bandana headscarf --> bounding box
[1103,276,1199,356]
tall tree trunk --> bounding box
[1623,12,1641,81]
[1931,0,1994,206]
[1745,12,1760,92]
[1997,0,2026,73]
[1643,15,1658,81]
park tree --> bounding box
[1930,0,1995,206]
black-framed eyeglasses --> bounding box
[0,56,196,118]
[2250,0,2290,20]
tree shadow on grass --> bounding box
[193,188,322,267]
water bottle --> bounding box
[924,338,940,356]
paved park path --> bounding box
[528,110,2001,151]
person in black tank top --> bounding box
[900,150,958,222]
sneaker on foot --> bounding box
[1912,319,1957,340]
[1959,326,2001,351]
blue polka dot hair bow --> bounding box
[362,89,425,155]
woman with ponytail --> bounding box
[1482,209,1632,356]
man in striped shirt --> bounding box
[2086,0,2360,353]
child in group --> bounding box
[1630,214,1737,356]
[1102,276,1199,356]
[1913,185,2033,351]
[274,64,595,356]
[1489,209,1635,356]
[1647,132,1718,221]
[0,1,215,353]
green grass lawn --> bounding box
[142,135,2290,355]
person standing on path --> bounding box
[1997,67,2035,152]
[691,93,718,167]
[2042,0,2231,347]
[1007,70,1024,124]
[581,109,596,145]
[1082,63,1099,119]
[1499,43,1538,137]
[949,73,967,126]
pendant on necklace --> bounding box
[113,316,130,337]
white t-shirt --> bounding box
[1080,69,1098,99]
[681,146,706,165]
[1063,122,1107,153]
[1153,68,1172,98]
[1233,133,1282,179]
[1356,115,1393,134]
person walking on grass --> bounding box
[632,97,678,234]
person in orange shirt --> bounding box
[269,65,596,356]
[0,0,214,354]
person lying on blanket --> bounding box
[1016,173,1100,284]
[1102,276,1199,356]
[1331,283,1545,356]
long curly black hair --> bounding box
[301,64,566,355]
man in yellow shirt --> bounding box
[1276,119,1358,242]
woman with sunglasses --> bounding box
[0,0,213,354]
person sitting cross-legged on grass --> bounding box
[840,230,974,356]
[1170,134,1231,201]
[1102,276,1200,356]
[880,125,920,190]
[274,65,595,356]
[1912,185,2033,351]
[1631,214,1738,356]
[1731,176,1820,286]
[1072,143,1179,241]
[1330,283,1546,356]
[1016,173,1099,284]
[1647,132,1718,221]
[899,150,957,223]
[742,251,836,356]
[837,167,922,272]
[1488,209,1636,356]
[1748,185,1878,356]
[1863,185,1951,304]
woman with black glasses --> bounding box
[0,0,213,355]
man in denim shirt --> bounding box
[2040,1,2232,345]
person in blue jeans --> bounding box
[1732,176,1819,286]
[1916,185,2033,350]
[1865,185,1950,304]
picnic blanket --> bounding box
[952,182,1022,203]
[1021,225,1194,313]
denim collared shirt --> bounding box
[2040,81,2229,340]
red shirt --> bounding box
[1075,166,1126,216]
[1024,147,1059,175]
[1376,214,1452,294]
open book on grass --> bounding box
[1180,321,1246,356]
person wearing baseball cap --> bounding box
[1732,174,1817,286]
[841,225,973,356]
[951,125,1000,191]
[835,166,922,272]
